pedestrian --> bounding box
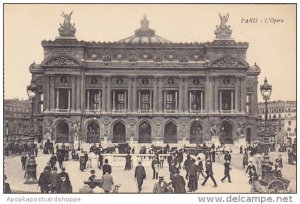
[60,175,72,193]
[275,154,283,168]
[240,145,243,154]
[197,157,206,180]
[101,171,114,193]
[246,161,257,184]
[103,159,112,175]
[256,154,262,178]
[159,155,164,169]
[134,161,146,193]
[38,167,51,193]
[184,154,193,180]
[211,148,216,163]
[21,153,27,170]
[71,149,76,161]
[49,167,60,193]
[79,180,93,193]
[98,152,103,169]
[224,151,231,163]
[187,159,198,192]
[221,160,232,183]
[84,151,88,169]
[151,157,159,179]
[57,150,65,169]
[242,152,249,168]
[79,152,86,172]
[167,153,173,170]
[59,167,69,181]
[49,152,57,169]
[153,175,171,193]
[125,152,132,170]
[201,159,217,187]
[177,149,183,169]
[170,170,186,193]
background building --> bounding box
[27,13,260,146]
[4,99,32,142]
[258,100,296,145]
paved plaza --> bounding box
[4,147,296,193]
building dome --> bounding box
[118,15,171,44]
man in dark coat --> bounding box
[21,153,27,170]
[211,148,216,163]
[58,167,69,181]
[167,153,173,170]
[170,170,186,193]
[103,159,112,175]
[125,153,132,170]
[134,161,146,193]
[184,154,193,180]
[49,153,57,169]
[201,159,217,187]
[197,157,205,180]
[98,153,103,169]
[224,151,231,163]
[79,152,86,172]
[221,160,232,183]
[57,150,65,169]
[49,167,61,193]
[38,167,51,193]
[177,149,183,169]
[60,175,72,193]
[242,152,249,168]
[187,159,198,192]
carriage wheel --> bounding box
[267,180,286,192]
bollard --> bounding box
[24,155,38,184]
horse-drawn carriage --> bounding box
[258,172,290,193]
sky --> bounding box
[3,4,296,102]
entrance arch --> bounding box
[138,122,152,143]
[113,121,126,143]
[220,121,234,144]
[190,121,203,144]
[56,121,69,143]
[164,122,177,143]
[87,121,100,143]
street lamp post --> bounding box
[25,86,38,184]
[260,77,272,179]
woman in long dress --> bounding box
[79,152,86,172]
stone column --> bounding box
[76,77,80,111]
[107,78,111,111]
[158,77,163,112]
[50,76,55,110]
[205,75,210,112]
[241,77,246,113]
[178,77,183,113]
[153,78,158,112]
[132,77,137,112]
[209,78,214,111]
[71,77,76,111]
[184,77,189,112]
[214,78,218,111]
[102,77,106,111]
[235,77,239,112]
[127,77,132,112]
[44,75,49,111]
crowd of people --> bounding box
[5,140,291,194]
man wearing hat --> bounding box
[170,170,186,193]
[153,174,170,193]
[59,167,69,181]
[201,158,217,187]
[221,160,232,183]
[134,160,146,193]
[60,174,72,193]
[102,159,112,175]
[38,167,51,193]
[49,167,60,193]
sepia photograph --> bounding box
[2,3,296,196]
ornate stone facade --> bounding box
[28,13,260,146]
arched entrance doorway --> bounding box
[190,121,203,144]
[56,121,69,143]
[113,121,126,143]
[138,122,152,143]
[164,122,177,143]
[220,121,234,144]
[87,121,100,143]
